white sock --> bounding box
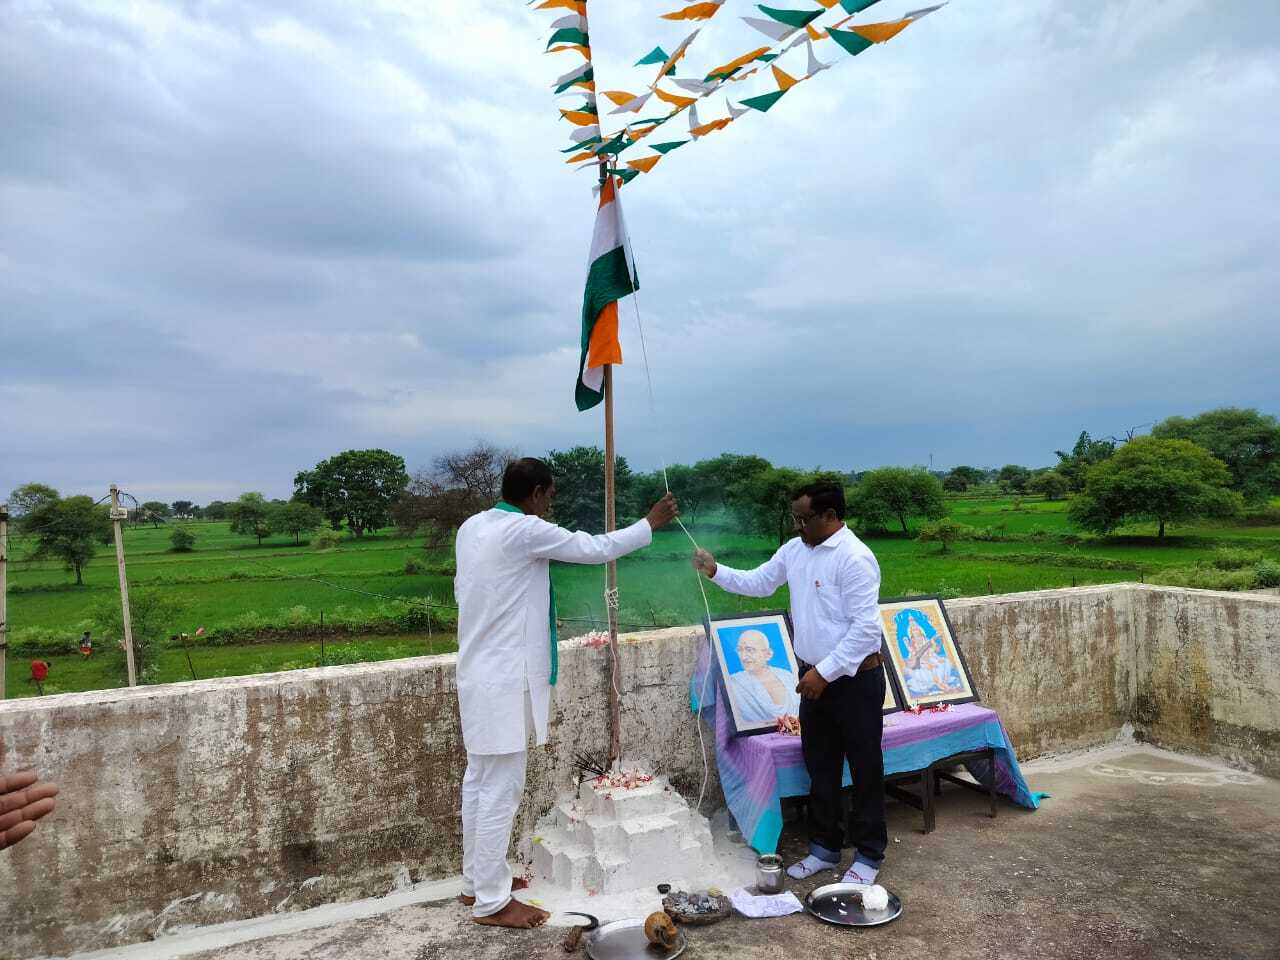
[787,855,833,880]
[841,862,878,886]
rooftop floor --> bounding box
[67,743,1280,960]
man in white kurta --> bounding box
[454,457,678,928]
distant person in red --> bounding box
[79,631,93,657]
[0,770,59,850]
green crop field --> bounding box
[5,497,1278,699]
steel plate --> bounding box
[803,883,902,927]
[584,917,687,960]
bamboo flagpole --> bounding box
[0,502,8,701]
[110,485,138,687]
[603,364,622,766]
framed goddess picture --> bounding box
[707,611,800,736]
[881,655,906,716]
[879,596,978,710]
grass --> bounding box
[4,497,1278,698]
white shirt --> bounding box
[454,507,652,755]
[711,526,882,683]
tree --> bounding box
[204,500,229,521]
[1029,470,1068,501]
[916,518,972,553]
[997,465,1032,494]
[21,494,112,585]
[693,453,772,509]
[632,462,720,528]
[1067,437,1241,538]
[850,468,946,534]
[227,493,273,545]
[728,467,806,545]
[272,501,325,545]
[392,442,515,546]
[1054,431,1116,492]
[170,527,196,552]
[294,449,409,538]
[544,446,636,533]
[140,501,171,528]
[1151,407,1280,505]
[944,466,986,492]
[7,482,59,519]
[92,588,184,683]
[171,500,194,518]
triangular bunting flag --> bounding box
[653,87,698,108]
[850,18,912,43]
[626,155,662,173]
[772,64,800,91]
[634,46,670,66]
[756,4,823,28]
[826,27,874,56]
[741,89,786,112]
[805,40,830,76]
[706,46,772,80]
[741,15,797,42]
[649,140,689,154]
[661,1,724,21]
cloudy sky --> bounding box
[2,0,1277,504]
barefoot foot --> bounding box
[459,877,529,907]
[473,898,550,929]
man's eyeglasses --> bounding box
[791,511,822,528]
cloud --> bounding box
[1,0,1277,503]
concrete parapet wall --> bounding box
[946,586,1135,757]
[1130,585,1280,777]
[1,586,1277,957]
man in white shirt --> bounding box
[454,457,678,929]
[693,481,886,890]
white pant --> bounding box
[460,749,528,917]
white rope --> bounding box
[623,227,718,814]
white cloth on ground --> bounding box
[729,888,804,918]
[454,507,652,755]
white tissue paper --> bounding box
[729,888,805,918]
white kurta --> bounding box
[454,508,653,755]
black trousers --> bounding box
[798,664,887,868]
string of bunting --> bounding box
[536,0,948,186]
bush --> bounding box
[8,624,89,656]
[170,527,196,552]
[1255,560,1280,588]
[404,556,426,575]
[1211,548,1263,570]
[915,518,973,553]
[1149,566,1258,591]
[313,529,342,550]
[1237,506,1280,527]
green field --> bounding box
[5,498,1278,699]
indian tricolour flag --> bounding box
[575,177,638,411]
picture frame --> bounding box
[705,611,800,736]
[881,642,906,716]
[878,596,978,710]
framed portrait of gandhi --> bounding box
[706,611,800,736]
[879,596,978,710]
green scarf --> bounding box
[494,501,558,685]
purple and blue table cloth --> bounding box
[692,670,1042,854]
